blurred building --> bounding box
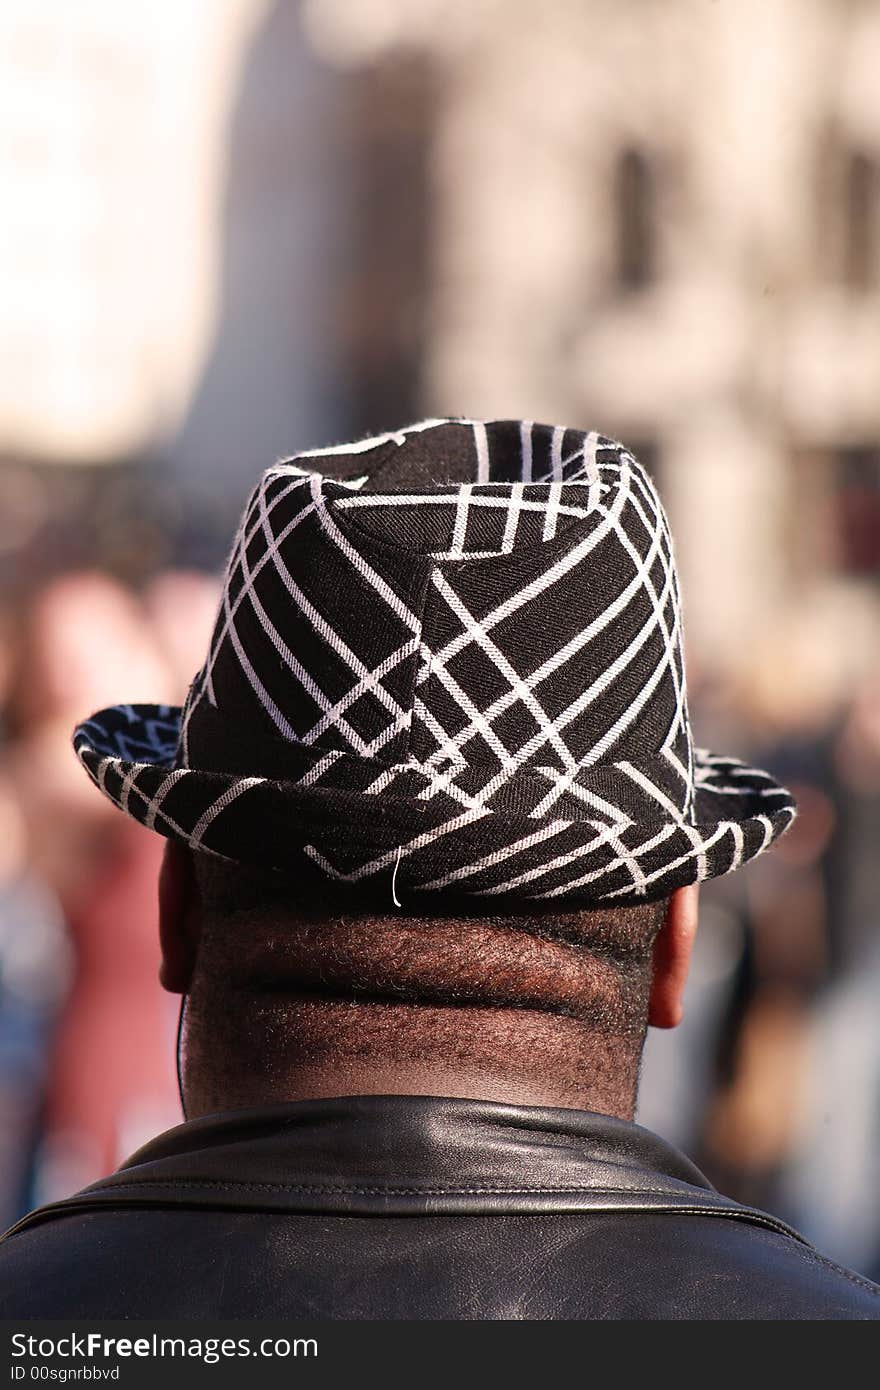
[0,0,350,570]
[4,0,878,649]
[0,0,269,465]
[304,0,880,678]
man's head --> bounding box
[159,842,699,1120]
[71,420,794,1123]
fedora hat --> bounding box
[74,419,795,906]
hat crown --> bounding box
[180,420,694,826]
[74,418,796,904]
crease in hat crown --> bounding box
[72,418,796,906]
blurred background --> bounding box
[1,0,879,1274]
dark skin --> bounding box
[158,842,700,1120]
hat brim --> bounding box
[73,703,796,907]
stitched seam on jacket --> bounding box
[50,1178,807,1242]
[0,1193,816,1253]
[76,1179,741,1197]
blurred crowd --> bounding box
[0,548,878,1280]
[0,568,218,1227]
[639,618,880,1279]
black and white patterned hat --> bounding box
[74,419,796,907]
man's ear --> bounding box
[158,840,201,994]
[648,883,700,1029]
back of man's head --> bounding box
[77,422,788,1123]
[174,850,673,1119]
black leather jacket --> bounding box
[1,1096,877,1319]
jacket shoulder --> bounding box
[544,1210,880,1320]
[1,1205,879,1320]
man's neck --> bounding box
[246,1060,626,1113]
[182,998,640,1120]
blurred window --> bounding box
[341,57,436,436]
[615,148,655,290]
[834,447,880,574]
[842,150,880,289]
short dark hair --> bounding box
[190,854,667,1037]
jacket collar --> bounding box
[3,1096,807,1242]
[117,1093,714,1197]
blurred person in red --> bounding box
[5,572,216,1199]
[0,609,68,1228]
[144,570,222,696]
